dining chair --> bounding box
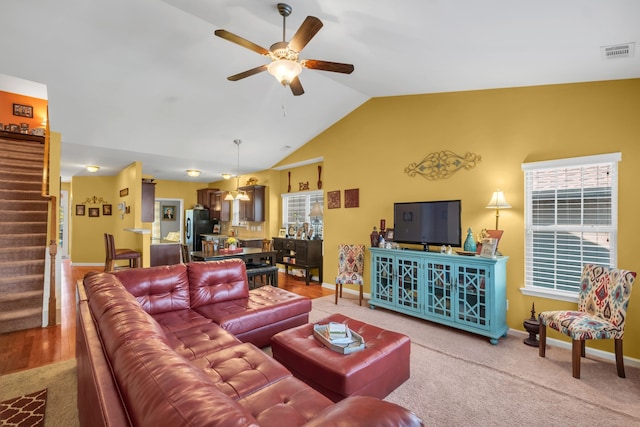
[104,233,141,272]
[538,264,636,378]
[335,244,365,306]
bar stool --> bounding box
[104,233,141,272]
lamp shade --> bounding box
[486,191,511,209]
[267,59,302,85]
[309,202,324,217]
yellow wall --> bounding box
[274,78,640,357]
[70,162,148,265]
[65,78,640,358]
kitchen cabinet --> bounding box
[196,188,216,209]
[369,248,508,344]
[212,191,230,222]
[238,185,265,222]
[141,181,156,222]
[197,188,227,221]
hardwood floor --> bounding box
[0,260,332,375]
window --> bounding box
[282,190,324,239]
[521,153,621,301]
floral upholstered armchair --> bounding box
[335,244,365,306]
[538,264,636,379]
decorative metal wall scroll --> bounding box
[405,150,481,180]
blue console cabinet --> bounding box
[369,248,509,344]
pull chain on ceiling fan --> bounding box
[214,3,354,96]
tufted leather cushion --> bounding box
[188,260,249,308]
[194,285,311,347]
[83,271,259,427]
[114,263,191,314]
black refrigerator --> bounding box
[185,209,213,252]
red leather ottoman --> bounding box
[271,313,410,402]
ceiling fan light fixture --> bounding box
[268,59,302,85]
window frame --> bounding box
[521,152,621,302]
[281,190,324,238]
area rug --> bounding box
[311,294,640,426]
[0,389,46,427]
[0,359,78,427]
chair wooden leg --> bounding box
[539,323,546,357]
[335,284,340,305]
[615,338,626,378]
[359,285,363,306]
[580,340,586,357]
[572,340,582,379]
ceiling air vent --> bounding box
[601,42,635,59]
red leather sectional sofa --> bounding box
[76,259,422,427]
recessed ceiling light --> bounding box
[186,169,201,177]
[86,165,99,173]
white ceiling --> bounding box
[1,1,638,182]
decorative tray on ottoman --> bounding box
[313,322,365,354]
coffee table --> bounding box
[270,313,410,402]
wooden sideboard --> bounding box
[272,238,323,286]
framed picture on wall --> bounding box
[162,205,176,220]
[13,103,33,118]
[103,204,112,216]
[327,190,340,209]
[76,204,85,216]
[88,207,100,217]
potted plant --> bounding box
[227,237,238,250]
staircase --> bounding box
[0,133,48,334]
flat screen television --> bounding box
[393,200,462,250]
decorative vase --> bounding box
[229,244,236,251]
[370,227,380,248]
[463,227,476,252]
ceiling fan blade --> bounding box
[288,16,323,53]
[227,65,268,81]
[214,29,270,56]
[289,76,304,96]
[302,59,354,74]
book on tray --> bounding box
[324,322,353,344]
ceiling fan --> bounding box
[214,3,354,96]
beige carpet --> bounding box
[0,360,78,427]
[314,295,640,426]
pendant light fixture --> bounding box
[224,139,250,201]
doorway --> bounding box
[153,198,184,242]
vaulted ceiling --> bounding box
[2,1,638,182]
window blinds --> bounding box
[522,153,620,294]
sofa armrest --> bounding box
[304,396,423,427]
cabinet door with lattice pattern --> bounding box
[395,257,421,313]
[425,261,454,320]
[371,253,394,304]
[455,264,489,330]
